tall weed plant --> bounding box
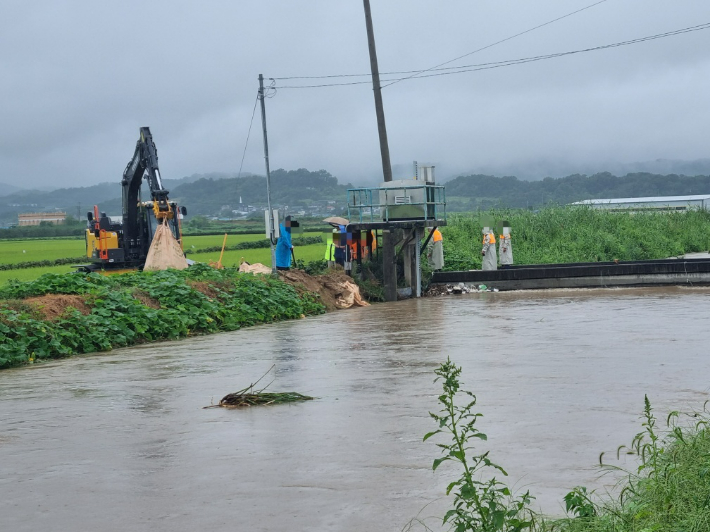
[422,358,537,531]
[416,360,710,532]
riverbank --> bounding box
[0,264,334,370]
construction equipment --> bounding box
[79,127,187,272]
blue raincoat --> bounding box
[275,223,292,268]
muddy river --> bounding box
[1,286,709,531]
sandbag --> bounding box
[144,220,188,271]
[238,262,272,275]
[324,279,370,309]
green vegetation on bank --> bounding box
[0,263,325,370]
[441,207,710,270]
[417,359,710,531]
[554,396,710,532]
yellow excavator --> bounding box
[78,127,187,272]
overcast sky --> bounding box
[2,0,710,189]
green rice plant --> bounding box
[0,238,86,264]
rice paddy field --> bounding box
[0,232,329,285]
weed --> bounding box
[424,358,536,531]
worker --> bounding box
[275,215,293,270]
[481,227,497,271]
[427,228,444,271]
[349,231,359,264]
[366,230,377,259]
[324,229,337,268]
[499,226,513,268]
[333,224,347,266]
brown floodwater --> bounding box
[1,286,709,531]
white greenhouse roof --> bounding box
[571,194,710,205]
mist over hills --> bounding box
[456,158,710,182]
[3,163,710,226]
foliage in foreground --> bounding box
[0,263,325,369]
[554,397,710,532]
[421,358,537,531]
[442,207,710,270]
[417,359,710,532]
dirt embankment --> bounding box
[278,270,369,312]
[13,269,368,320]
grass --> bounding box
[550,397,710,532]
[418,360,710,532]
[0,265,77,285]
[441,207,710,270]
[0,231,331,285]
[0,243,328,285]
[0,239,86,264]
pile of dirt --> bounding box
[131,289,160,309]
[24,294,92,321]
[278,269,369,311]
[187,280,221,299]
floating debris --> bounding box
[216,390,314,408]
[204,365,315,409]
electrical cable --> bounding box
[236,93,259,179]
[271,22,710,89]
[381,0,609,88]
[273,0,608,82]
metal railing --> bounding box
[347,184,446,224]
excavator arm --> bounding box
[121,127,173,260]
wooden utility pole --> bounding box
[363,0,397,301]
[258,74,277,275]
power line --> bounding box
[381,0,609,88]
[271,22,710,89]
[273,0,608,83]
[236,93,259,179]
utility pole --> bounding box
[258,74,277,275]
[363,0,397,301]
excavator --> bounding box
[78,127,187,273]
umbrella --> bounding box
[323,216,349,227]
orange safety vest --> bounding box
[483,232,496,244]
[432,229,443,243]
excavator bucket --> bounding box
[144,219,188,271]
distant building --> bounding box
[571,195,710,212]
[18,212,67,226]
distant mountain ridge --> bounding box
[458,158,710,181]
[0,182,23,197]
[3,168,710,225]
[445,171,710,211]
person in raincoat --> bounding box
[481,227,497,271]
[498,226,513,268]
[324,228,338,268]
[275,216,293,270]
[333,224,347,266]
[427,228,444,271]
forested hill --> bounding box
[445,172,710,210]
[3,169,710,225]
[170,168,353,214]
[0,169,351,223]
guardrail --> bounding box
[347,184,446,224]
